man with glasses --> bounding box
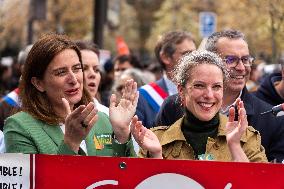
[155,29,284,163]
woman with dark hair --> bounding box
[4,34,137,156]
[75,40,109,116]
[131,50,267,162]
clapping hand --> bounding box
[226,98,249,162]
[109,79,139,143]
[130,116,162,158]
[226,98,248,145]
[62,98,98,152]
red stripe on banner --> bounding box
[30,155,33,189]
[149,82,168,99]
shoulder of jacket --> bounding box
[238,126,261,143]
[245,126,261,140]
[8,111,32,120]
[4,111,40,132]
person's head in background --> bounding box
[0,57,13,96]
[155,30,196,80]
[112,68,147,102]
[0,63,12,84]
[173,50,228,121]
[114,54,143,78]
[75,41,101,99]
[249,62,262,83]
[246,62,262,92]
[205,30,254,98]
[17,45,33,74]
[145,62,163,81]
[9,45,34,88]
[21,33,91,124]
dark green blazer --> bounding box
[4,111,135,157]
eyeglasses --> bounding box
[224,55,254,68]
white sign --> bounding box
[0,154,30,189]
[199,12,217,38]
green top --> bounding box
[4,111,136,157]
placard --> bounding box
[0,154,31,189]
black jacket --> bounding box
[155,87,284,163]
[253,72,284,106]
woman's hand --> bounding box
[130,116,162,159]
[109,79,139,144]
[226,98,249,162]
[62,98,98,153]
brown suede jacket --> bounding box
[140,114,267,162]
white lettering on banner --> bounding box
[86,180,118,189]
[85,173,233,189]
[135,173,204,189]
[224,183,232,189]
[0,154,30,189]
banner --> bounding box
[0,154,31,189]
[35,155,284,189]
[1,154,284,188]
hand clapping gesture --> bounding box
[109,79,139,143]
[226,98,249,162]
[62,98,98,153]
[130,116,162,159]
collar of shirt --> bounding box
[163,73,177,95]
[220,90,242,116]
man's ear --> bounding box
[31,77,45,92]
[178,85,185,107]
[160,52,171,66]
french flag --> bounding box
[1,88,20,107]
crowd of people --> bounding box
[0,29,284,164]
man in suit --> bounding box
[135,30,196,128]
[155,29,284,163]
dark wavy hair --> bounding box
[75,40,100,56]
[19,33,92,124]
